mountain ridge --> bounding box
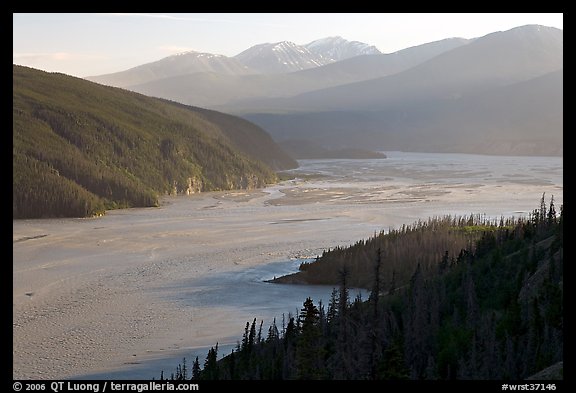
[238,24,562,157]
[85,35,391,88]
[13,65,296,219]
[239,25,562,113]
[114,37,471,109]
[243,67,563,157]
[83,24,562,158]
[304,36,382,61]
[86,50,255,88]
[233,41,330,74]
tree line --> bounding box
[13,65,280,219]
[162,195,563,380]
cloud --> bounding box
[104,13,236,23]
[102,13,290,28]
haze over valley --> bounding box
[13,14,563,382]
[87,25,562,157]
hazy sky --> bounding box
[13,13,563,78]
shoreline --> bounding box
[265,271,311,285]
[13,153,562,379]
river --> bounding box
[13,152,562,379]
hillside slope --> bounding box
[85,51,254,88]
[251,25,562,112]
[243,26,562,156]
[13,65,296,219]
[245,68,562,156]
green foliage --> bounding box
[13,152,106,218]
[293,214,521,290]
[201,344,219,380]
[378,337,410,380]
[13,65,290,218]
[437,324,473,379]
[296,298,325,379]
[163,199,562,380]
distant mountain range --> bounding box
[234,41,328,74]
[257,25,562,113]
[92,37,468,109]
[305,36,381,61]
[86,25,563,157]
[241,25,563,156]
[86,36,382,86]
[87,51,253,88]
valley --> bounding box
[13,15,563,381]
[13,152,562,379]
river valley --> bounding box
[13,151,562,379]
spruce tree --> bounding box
[191,356,201,380]
[296,298,324,379]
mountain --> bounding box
[245,69,563,156]
[241,25,563,156]
[82,25,562,157]
[87,36,386,90]
[86,51,254,88]
[240,25,562,113]
[278,139,387,159]
[13,65,297,219]
[417,69,563,156]
[293,37,469,84]
[233,41,331,74]
[85,36,467,109]
[304,36,381,61]
[124,38,470,109]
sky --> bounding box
[13,13,563,78]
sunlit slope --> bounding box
[13,65,296,218]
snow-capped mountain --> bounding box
[305,36,382,61]
[86,50,253,88]
[88,37,383,86]
[234,41,331,74]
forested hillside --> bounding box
[166,196,563,380]
[13,65,296,219]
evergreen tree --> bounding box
[257,320,264,345]
[248,318,257,351]
[162,200,563,381]
[368,248,383,378]
[266,318,279,343]
[283,316,298,378]
[240,321,250,353]
[203,344,219,380]
[191,356,201,380]
[379,337,410,380]
[296,298,324,379]
[335,267,352,378]
[327,288,339,324]
[547,195,557,225]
